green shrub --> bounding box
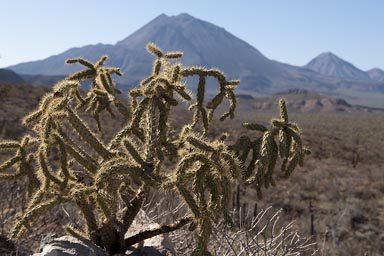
[0,43,309,255]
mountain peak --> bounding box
[319,51,337,57]
[367,68,384,82]
[305,52,369,80]
[367,67,384,72]
[315,52,344,61]
[172,13,195,19]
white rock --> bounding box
[33,236,108,256]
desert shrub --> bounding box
[0,43,310,255]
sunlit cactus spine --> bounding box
[0,42,309,255]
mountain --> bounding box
[8,13,288,90]
[6,13,384,107]
[0,69,25,84]
[115,13,286,82]
[304,52,370,80]
[367,68,384,82]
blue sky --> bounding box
[1,0,383,70]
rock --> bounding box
[32,236,108,256]
[35,210,176,256]
[124,210,176,256]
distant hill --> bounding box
[0,69,25,84]
[367,68,384,82]
[6,13,384,107]
[304,52,370,81]
[21,74,65,87]
[237,88,384,113]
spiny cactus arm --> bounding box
[37,145,66,188]
[66,69,96,81]
[65,56,127,132]
[144,97,160,164]
[177,184,201,218]
[176,153,213,183]
[179,67,239,133]
[206,91,225,117]
[52,79,81,95]
[65,56,110,82]
[220,151,243,179]
[236,99,309,199]
[54,131,98,173]
[183,135,242,179]
[95,159,161,189]
[23,159,41,196]
[108,124,132,150]
[95,189,115,220]
[278,127,290,158]
[243,123,269,132]
[0,155,21,172]
[169,83,192,101]
[66,108,113,159]
[154,85,178,106]
[146,42,163,58]
[0,136,40,194]
[193,214,213,256]
[219,175,235,225]
[279,98,289,123]
[157,99,171,144]
[129,97,150,140]
[12,196,67,239]
[122,139,147,167]
[259,131,278,169]
[0,171,24,181]
[164,51,183,59]
[97,70,118,95]
[186,135,216,152]
[77,200,100,243]
[66,57,96,71]
[142,43,238,137]
[175,138,244,255]
[94,55,108,69]
[65,225,89,241]
[57,136,71,187]
[0,140,21,149]
[219,85,237,121]
[67,186,100,242]
[129,88,145,109]
[22,94,54,127]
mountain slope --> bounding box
[304,52,370,80]
[7,44,131,77]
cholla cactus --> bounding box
[0,43,309,255]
